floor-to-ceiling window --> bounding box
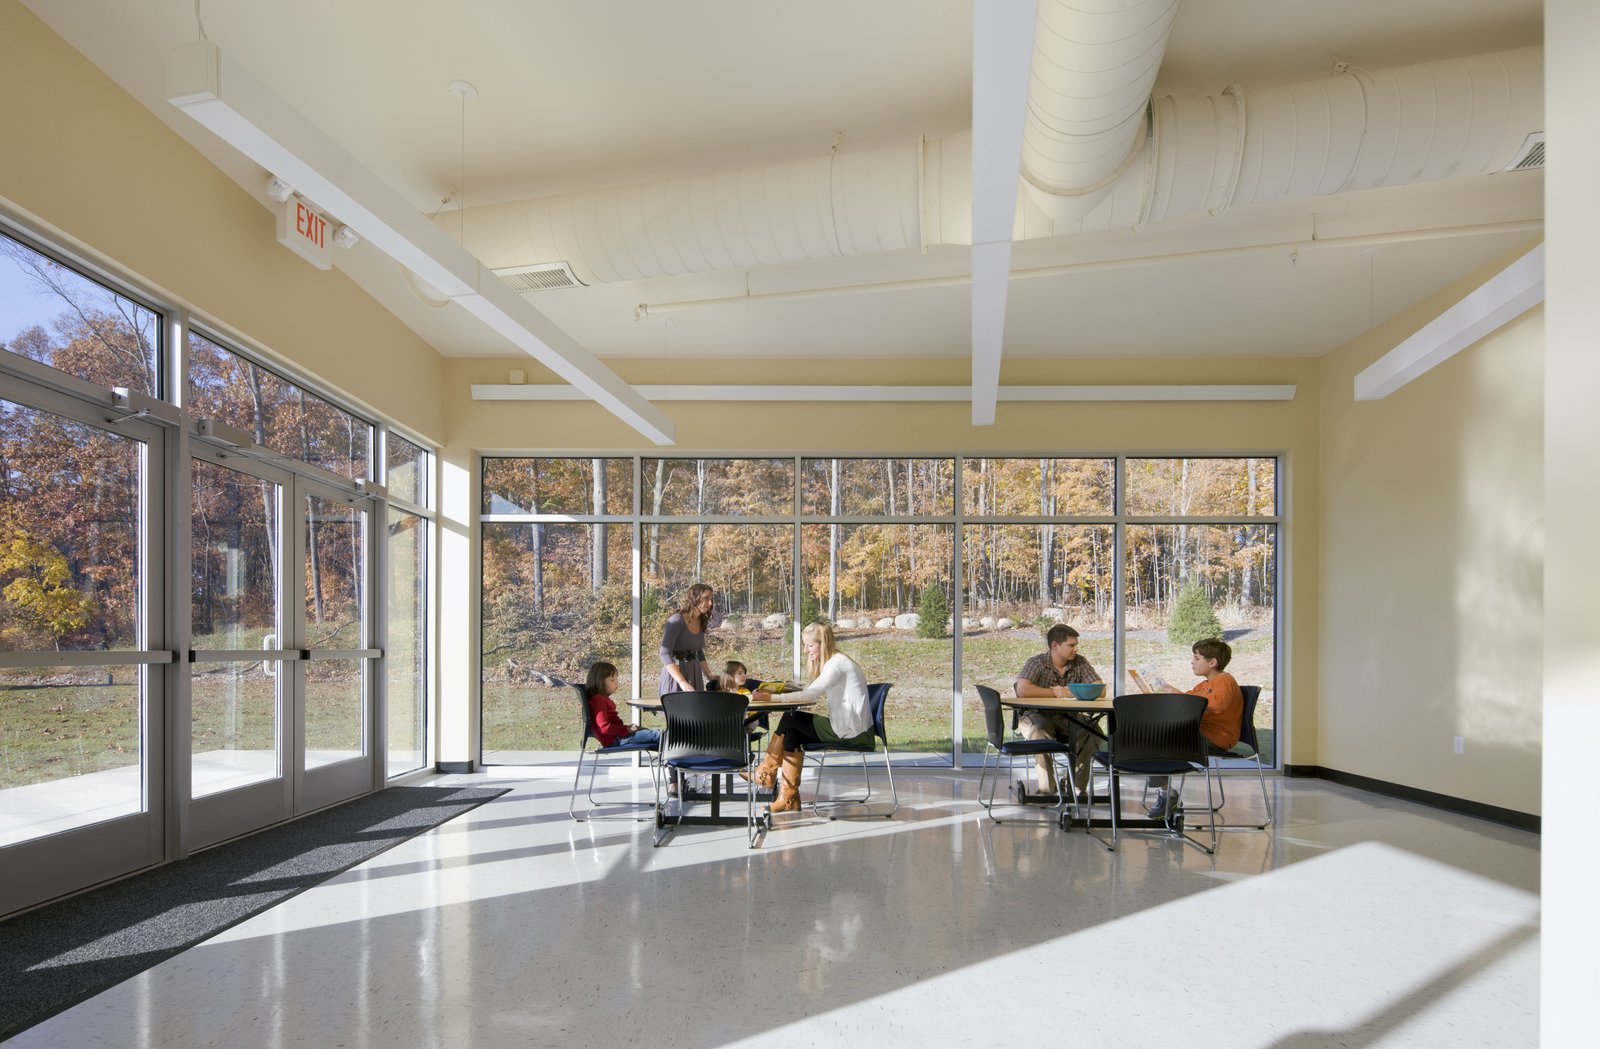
[1,217,436,914]
[477,454,1281,766]
[385,432,432,777]
[1,226,167,911]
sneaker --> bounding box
[1145,790,1173,820]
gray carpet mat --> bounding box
[0,784,508,1041]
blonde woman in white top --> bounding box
[746,622,873,812]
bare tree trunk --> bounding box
[1039,458,1052,606]
[245,365,278,582]
[530,461,544,610]
[1177,459,1190,585]
[592,460,606,591]
[297,391,325,626]
[693,461,706,579]
[828,458,839,620]
[1244,458,1259,604]
[905,459,917,585]
[648,459,665,578]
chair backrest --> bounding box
[866,682,893,741]
[660,691,749,767]
[1238,685,1262,752]
[572,683,595,748]
[975,684,1007,749]
[1109,693,1208,764]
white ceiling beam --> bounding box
[1355,242,1545,400]
[473,384,1298,403]
[970,0,1037,427]
[165,42,676,446]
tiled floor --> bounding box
[8,769,1539,1048]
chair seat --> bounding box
[665,755,748,772]
[595,740,657,755]
[1002,739,1075,757]
[1092,751,1196,776]
[804,740,878,754]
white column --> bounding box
[1542,4,1600,1044]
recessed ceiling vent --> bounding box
[492,261,586,292]
[1503,132,1545,171]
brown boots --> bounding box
[770,749,805,812]
[743,733,785,789]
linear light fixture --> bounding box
[1355,243,1544,400]
[165,42,675,446]
[969,0,1037,426]
[472,384,1298,403]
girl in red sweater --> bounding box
[586,662,660,749]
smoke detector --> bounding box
[1502,132,1545,172]
[491,261,586,292]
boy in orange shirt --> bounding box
[1147,638,1244,820]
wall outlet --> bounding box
[1453,736,1465,755]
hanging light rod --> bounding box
[165,41,676,446]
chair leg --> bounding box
[1084,763,1116,850]
[1256,758,1274,828]
[879,745,898,816]
[569,746,588,821]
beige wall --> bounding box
[1318,242,1543,815]
[0,0,445,441]
[438,354,1322,766]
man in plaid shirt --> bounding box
[1013,624,1104,797]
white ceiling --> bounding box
[22,0,1545,364]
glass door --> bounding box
[187,451,293,848]
[187,449,375,848]
[0,385,167,914]
[297,479,375,810]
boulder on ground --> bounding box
[761,613,788,630]
[1041,607,1064,624]
[875,617,894,629]
[996,617,1016,630]
[835,618,855,629]
[961,617,977,629]
[893,612,920,630]
[980,616,996,629]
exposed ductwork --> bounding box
[457,46,1543,287]
[1020,0,1181,222]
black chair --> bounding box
[974,684,1076,827]
[803,682,897,819]
[569,683,660,822]
[654,691,760,848]
[1197,684,1274,831]
[1089,693,1218,854]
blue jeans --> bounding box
[617,728,660,748]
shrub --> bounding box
[916,585,948,639]
[1167,583,1224,646]
[799,589,820,627]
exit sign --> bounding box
[276,196,332,269]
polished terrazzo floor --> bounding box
[8,769,1539,1048]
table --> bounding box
[634,696,815,834]
[998,694,1171,830]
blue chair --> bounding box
[569,683,659,822]
[654,691,760,848]
[974,684,1076,827]
[1088,693,1218,854]
[803,682,897,819]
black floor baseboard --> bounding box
[1285,764,1539,832]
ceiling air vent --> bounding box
[491,261,586,292]
[1503,132,1545,172]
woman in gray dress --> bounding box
[659,582,715,696]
